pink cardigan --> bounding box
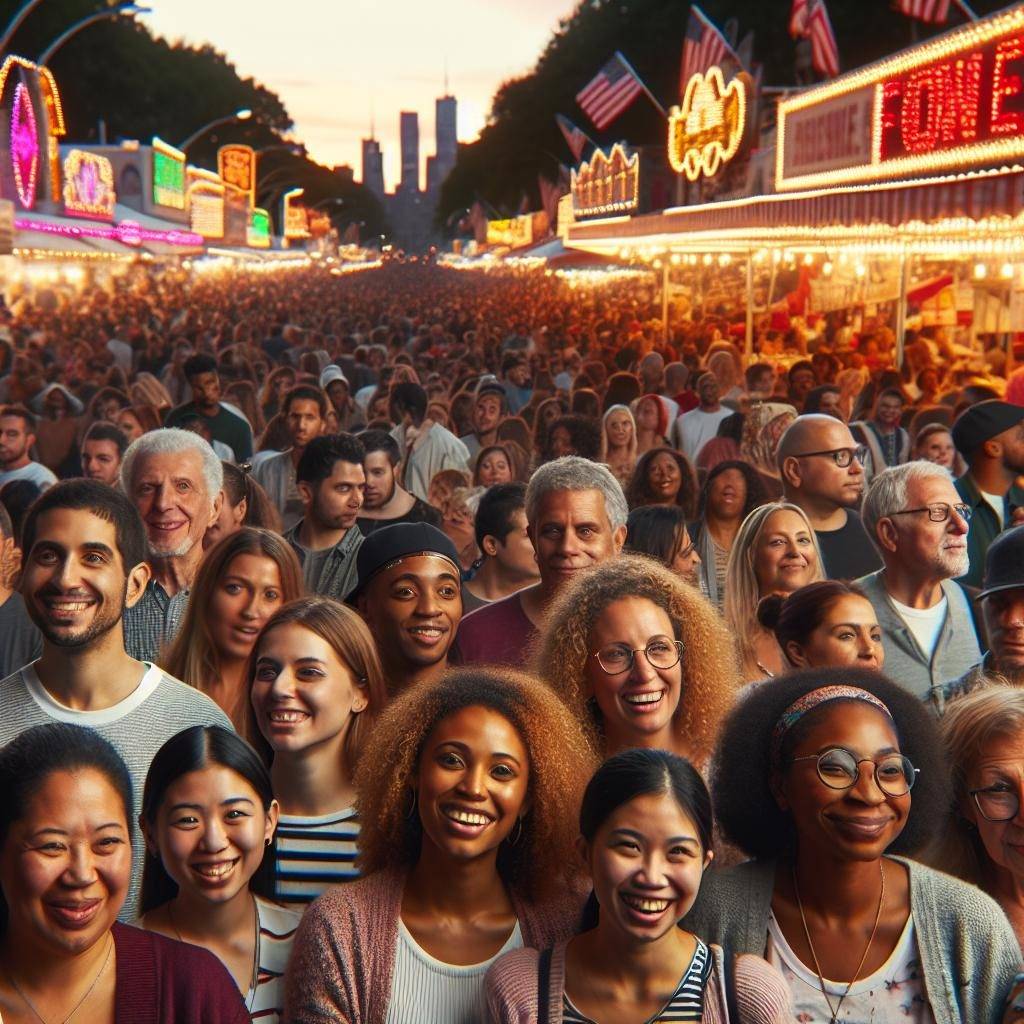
[284,867,586,1024]
[485,940,793,1024]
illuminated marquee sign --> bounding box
[572,144,639,216]
[152,137,186,210]
[283,188,309,240]
[9,82,38,209]
[187,167,225,239]
[217,144,255,203]
[777,7,1024,191]
[247,207,271,248]
[668,66,747,182]
[485,215,533,249]
[62,150,116,220]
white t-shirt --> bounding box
[0,460,57,490]
[673,407,732,461]
[890,594,948,660]
[980,488,1005,528]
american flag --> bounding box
[808,0,840,78]
[576,52,645,131]
[789,0,809,38]
[895,0,951,23]
[555,113,594,164]
[680,6,740,94]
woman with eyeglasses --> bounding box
[683,667,1020,1024]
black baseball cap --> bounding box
[952,400,1024,458]
[349,522,461,601]
[980,524,1024,599]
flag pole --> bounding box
[952,0,978,21]
[615,51,669,119]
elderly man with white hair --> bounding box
[120,428,222,662]
[855,461,980,699]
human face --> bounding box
[274,373,295,402]
[0,769,130,957]
[585,597,681,742]
[918,430,955,468]
[983,589,1024,676]
[647,452,682,504]
[671,527,701,585]
[473,395,503,436]
[750,369,774,396]
[362,450,397,509]
[146,765,276,906]
[785,595,884,670]
[790,370,815,403]
[81,440,121,486]
[326,380,349,412]
[606,411,633,450]
[817,390,843,420]
[477,450,512,487]
[707,468,747,523]
[190,371,221,414]
[116,411,143,443]
[549,425,573,458]
[303,460,365,533]
[788,421,864,510]
[530,488,626,592]
[360,555,462,671]
[635,398,660,431]
[883,475,969,579]
[208,553,285,663]
[252,622,368,753]
[540,402,562,429]
[203,495,246,551]
[22,509,145,648]
[415,706,530,862]
[963,729,1024,883]
[491,509,539,583]
[286,398,324,450]
[777,701,910,862]
[97,397,124,423]
[875,395,903,428]
[0,414,32,467]
[584,792,710,943]
[507,363,530,387]
[698,377,720,407]
[129,449,219,559]
[753,509,817,597]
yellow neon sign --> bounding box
[668,66,746,182]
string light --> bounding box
[62,149,115,220]
[10,83,38,210]
[974,261,987,278]
[15,215,203,249]
[572,143,640,216]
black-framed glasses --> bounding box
[889,502,972,524]
[592,637,684,675]
[791,445,868,468]
[969,784,1021,822]
[790,746,919,796]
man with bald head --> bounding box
[779,414,882,579]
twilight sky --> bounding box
[146,0,578,192]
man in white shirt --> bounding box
[0,404,56,490]
[389,383,469,503]
[673,373,731,462]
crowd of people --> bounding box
[1,259,1024,1021]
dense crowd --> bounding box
[0,260,1024,1022]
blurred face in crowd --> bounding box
[43,390,70,420]
[874,394,904,429]
[748,368,774,396]
[97,396,125,423]
[208,553,285,664]
[286,398,325,451]
[879,475,968,579]
[646,452,682,505]
[189,371,221,415]
[753,509,817,597]
[326,379,350,412]
[784,594,884,671]
[698,376,720,408]
[605,410,634,451]
[817,389,843,420]
[635,398,660,433]
[506,362,530,387]
[672,526,701,586]
[0,414,33,468]
[477,449,513,488]
[789,369,815,404]
[300,459,364,533]
[786,419,864,511]
[916,429,955,469]
[484,508,538,584]
[363,450,398,509]
[116,410,144,443]
[203,492,246,551]
[706,467,747,523]
[472,394,503,436]
[982,588,1024,680]
[81,439,122,486]
[549,425,574,458]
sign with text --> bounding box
[217,144,255,203]
[572,143,639,217]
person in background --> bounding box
[204,462,282,551]
[757,580,884,672]
[0,479,40,547]
[248,597,385,903]
[739,401,798,500]
[850,388,910,480]
[786,360,817,411]
[914,422,956,470]
[674,373,732,462]
[177,412,235,462]
[320,364,364,433]
[460,376,506,460]
[117,404,162,444]
[164,354,253,462]
[284,433,365,603]
[32,383,82,476]
[600,404,637,487]
[625,448,699,519]
[0,724,248,1023]
[802,384,843,419]
[162,528,303,731]
[81,421,128,487]
[121,429,223,663]
[486,749,791,1024]
[0,405,56,490]
[0,502,40,679]
[624,504,701,587]
[356,429,441,535]
[856,462,980,700]
[951,400,1024,589]
[501,352,533,414]
[462,483,539,615]
[441,485,481,571]
[473,444,515,488]
[285,669,595,1024]
[634,394,671,458]
[542,413,603,463]
[252,385,327,530]
[138,726,297,1022]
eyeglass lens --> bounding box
[974,787,1019,822]
[816,747,916,795]
[596,638,681,674]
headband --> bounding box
[770,685,892,768]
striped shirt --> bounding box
[123,578,190,663]
[248,896,302,1023]
[563,938,710,1023]
[272,806,360,904]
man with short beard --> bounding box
[355,430,440,537]
[856,462,980,699]
[0,479,230,919]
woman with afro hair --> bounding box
[285,668,596,1024]
[683,667,1020,1024]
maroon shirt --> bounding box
[451,590,539,668]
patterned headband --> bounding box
[770,685,892,768]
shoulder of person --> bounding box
[902,857,1014,928]
[219,400,251,427]
[150,669,234,725]
[485,946,543,1024]
[729,949,793,1024]
[302,868,403,932]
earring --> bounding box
[265,837,272,847]
[405,790,418,819]
[507,817,524,846]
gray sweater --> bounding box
[682,857,1020,1024]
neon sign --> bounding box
[10,83,38,209]
[572,144,639,216]
[62,149,116,220]
[283,188,309,240]
[187,166,225,239]
[15,214,203,248]
[218,144,255,203]
[152,137,186,210]
[668,66,746,182]
[248,207,271,248]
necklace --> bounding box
[5,932,113,1024]
[791,860,885,1024]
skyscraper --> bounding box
[361,138,384,198]
[400,111,419,193]
[436,95,457,169]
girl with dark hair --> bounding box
[138,726,294,1022]
[626,448,699,519]
[285,668,596,1023]
[542,414,603,464]
[531,396,568,462]
[684,667,1020,1024]
[487,749,791,1023]
[204,461,283,550]
[624,505,701,587]
[0,723,247,1022]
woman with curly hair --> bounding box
[285,668,596,1024]
[626,447,699,519]
[683,667,1019,1024]
[541,413,602,464]
[536,554,737,769]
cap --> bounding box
[475,375,506,403]
[349,522,461,601]
[952,400,1024,457]
[980,524,1024,599]
[320,364,349,390]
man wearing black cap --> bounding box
[460,376,506,461]
[953,399,1024,589]
[351,522,462,692]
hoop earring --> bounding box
[507,816,524,847]
[406,790,418,819]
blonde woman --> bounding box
[724,502,824,681]
[599,404,638,486]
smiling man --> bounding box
[0,480,230,919]
[120,429,223,663]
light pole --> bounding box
[0,0,45,56]
[38,5,150,65]
[178,108,252,151]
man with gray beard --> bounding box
[855,461,980,698]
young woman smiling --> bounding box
[487,749,791,1023]
[138,726,297,1022]
[163,528,303,731]
[684,667,1021,1024]
[285,668,596,1024]
[247,596,386,904]
[600,404,638,487]
[626,449,699,520]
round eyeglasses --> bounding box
[969,784,1021,823]
[592,637,684,675]
[790,746,919,796]
[791,445,868,468]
